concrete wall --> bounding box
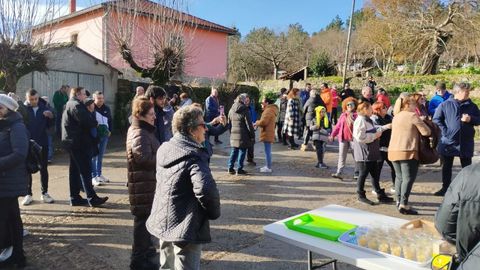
[16,47,118,114]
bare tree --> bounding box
[243,24,309,80]
[365,0,480,75]
[105,0,196,85]
[228,33,271,82]
[0,0,61,92]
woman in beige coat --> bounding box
[389,95,431,215]
[255,97,278,173]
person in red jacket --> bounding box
[376,88,391,108]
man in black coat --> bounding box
[340,83,356,101]
[62,87,108,207]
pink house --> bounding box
[33,0,237,83]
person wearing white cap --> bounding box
[0,94,29,268]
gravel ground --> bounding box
[16,133,476,270]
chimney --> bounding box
[70,0,76,13]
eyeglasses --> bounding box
[197,123,206,129]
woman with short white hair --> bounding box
[147,105,220,270]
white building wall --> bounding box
[16,46,118,115]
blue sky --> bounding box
[75,0,363,36]
[187,0,364,36]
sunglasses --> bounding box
[197,123,207,129]
[347,102,356,107]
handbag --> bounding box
[418,119,441,165]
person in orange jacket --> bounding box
[320,83,333,119]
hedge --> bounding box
[113,81,261,131]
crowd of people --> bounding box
[1,77,480,269]
[0,86,114,268]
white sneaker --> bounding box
[371,190,377,195]
[99,175,110,183]
[390,188,396,193]
[260,166,272,173]
[41,193,55,203]
[92,177,102,187]
[0,246,12,262]
[22,195,33,206]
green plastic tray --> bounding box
[284,213,357,241]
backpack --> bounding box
[26,139,43,174]
[1,126,42,173]
[418,119,441,165]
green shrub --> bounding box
[309,52,337,77]
[441,66,480,75]
[262,90,279,102]
[385,83,426,101]
[113,80,135,132]
[0,72,4,90]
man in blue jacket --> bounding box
[205,87,222,144]
[23,89,55,205]
[433,82,480,196]
[428,82,452,116]
[299,83,311,107]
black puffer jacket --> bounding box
[435,163,480,264]
[303,94,325,123]
[61,97,98,151]
[0,111,29,198]
[370,114,392,149]
[126,119,160,217]
[228,101,254,149]
[146,133,220,244]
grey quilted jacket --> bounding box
[146,133,220,244]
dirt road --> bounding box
[19,134,467,270]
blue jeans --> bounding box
[47,134,54,161]
[91,136,109,178]
[263,142,272,169]
[228,147,247,170]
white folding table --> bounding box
[263,204,431,270]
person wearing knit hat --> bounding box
[0,93,29,268]
[0,94,19,112]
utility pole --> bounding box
[342,0,356,86]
